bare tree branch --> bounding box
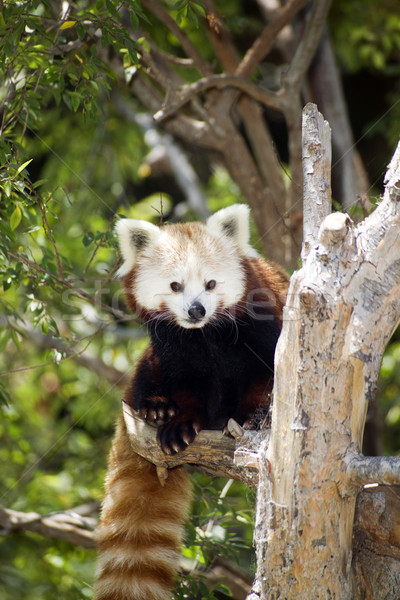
[203,0,239,73]
[153,74,286,123]
[122,402,261,489]
[284,0,332,92]
[345,452,400,487]
[301,102,332,260]
[238,96,288,212]
[256,0,297,62]
[236,0,311,77]
[0,504,98,549]
[131,75,221,149]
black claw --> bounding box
[136,398,178,426]
[158,419,202,455]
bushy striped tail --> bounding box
[94,417,191,600]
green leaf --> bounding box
[82,232,94,246]
[77,23,86,40]
[0,141,11,164]
[0,382,11,406]
[10,205,22,230]
[70,92,81,112]
[32,178,48,189]
[53,88,61,106]
[187,8,199,27]
[105,0,119,18]
[212,583,233,596]
[47,316,60,337]
[0,330,11,352]
[192,3,206,17]
[16,159,33,177]
[3,180,11,198]
[9,329,20,351]
[40,317,49,335]
[129,8,139,30]
[173,0,188,10]
[138,36,150,54]
[2,277,12,291]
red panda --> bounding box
[94,204,288,600]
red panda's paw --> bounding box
[137,396,177,425]
[157,417,204,455]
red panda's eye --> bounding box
[170,282,183,292]
[206,280,216,291]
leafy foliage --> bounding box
[329,0,400,158]
[330,0,400,72]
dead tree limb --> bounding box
[250,104,400,600]
[122,402,260,489]
[0,504,98,549]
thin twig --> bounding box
[153,73,285,123]
[82,238,106,280]
[203,0,239,73]
[7,251,128,320]
[131,75,219,149]
[235,0,311,77]
[149,46,197,67]
[0,322,124,382]
[93,259,121,303]
[36,191,64,279]
[141,0,212,76]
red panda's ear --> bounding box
[206,204,257,256]
[114,219,161,277]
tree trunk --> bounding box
[249,103,400,599]
[353,485,400,599]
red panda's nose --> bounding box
[188,301,206,321]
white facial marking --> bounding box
[133,225,246,328]
[115,206,256,328]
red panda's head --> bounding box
[115,204,258,329]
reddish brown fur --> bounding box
[241,257,288,319]
[94,419,191,600]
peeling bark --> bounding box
[353,486,400,600]
[249,105,400,599]
[301,102,332,260]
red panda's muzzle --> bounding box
[187,301,206,323]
